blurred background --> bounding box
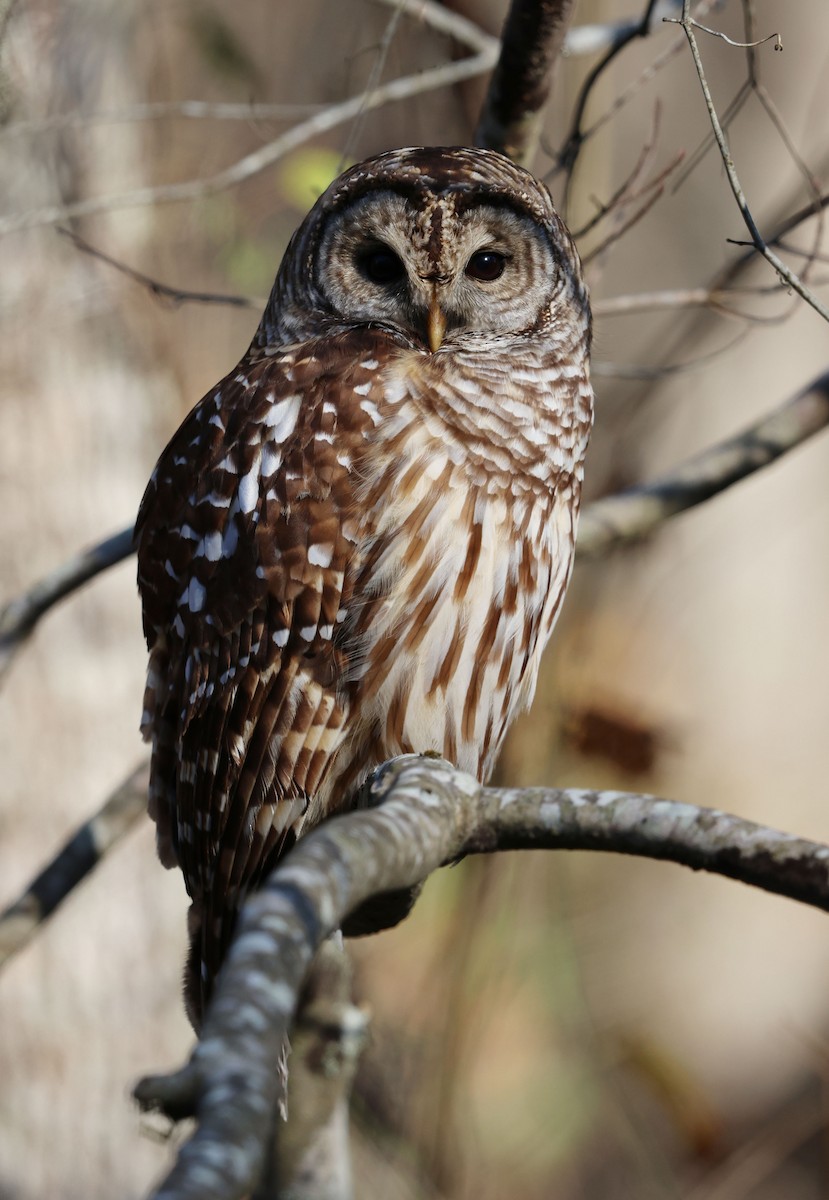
[1,1,828,1196]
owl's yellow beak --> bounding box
[427,291,447,353]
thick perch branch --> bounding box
[134,755,829,1200]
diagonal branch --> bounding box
[0,22,498,236]
[134,754,829,1200]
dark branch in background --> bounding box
[0,762,148,967]
[133,754,829,1200]
[2,367,827,681]
[57,228,260,309]
[475,0,578,166]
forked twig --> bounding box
[665,4,829,323]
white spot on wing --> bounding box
[202,530,223,561]
[261,444,281,476]
[265,394,301,442]
[188,577,206,612]
[238,468,258,514]
[360,399,382,426]
[308,544,333,568]
[222,520,239,557]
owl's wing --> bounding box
[136,338,376,1017]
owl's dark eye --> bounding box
[465,250,508,282]
[357,245,406,285]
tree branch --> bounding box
[254,939,368,1200]
[57,227,261,310]
[133,754,829,1200]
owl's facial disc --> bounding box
[316,189,557,351]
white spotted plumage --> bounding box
[136,146,593,1025]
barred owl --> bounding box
[136,146,593,1026]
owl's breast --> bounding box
[331,356,582,788]
[376,344,592,498]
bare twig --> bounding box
[689,17,780,51]
[555,0,665,202]
[593,286,792,321]
[577,368,829,557]
[592,325,751,378]
[339,2,408,172]
[475,0,579,166]
[0,761,148,968]
[134,754,829,1200]
[371,0,495,55]
[58,228,261,310]
[580,150,685,265]
[666,4,829,323]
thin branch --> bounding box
[0,761,148,968]
[370,0,495,55]
[1,101,328,136]
[134,754,829,1200]
[0,43,498,236]
[58,228,261,309]
[665,5,829,323]
[573,100,665,239]
[577,368,829,557]
[338,0,408,172]
[0,526,134,678]
[593,286,793,321]
[689,17,780,51]
[255,939,368,1200]
[593,324,752,379]
[554,0,664,201]
[580,150,684,266]
[475,0,579,166]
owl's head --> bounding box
[260,147,590,354]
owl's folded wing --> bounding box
[135,338,378,1015]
